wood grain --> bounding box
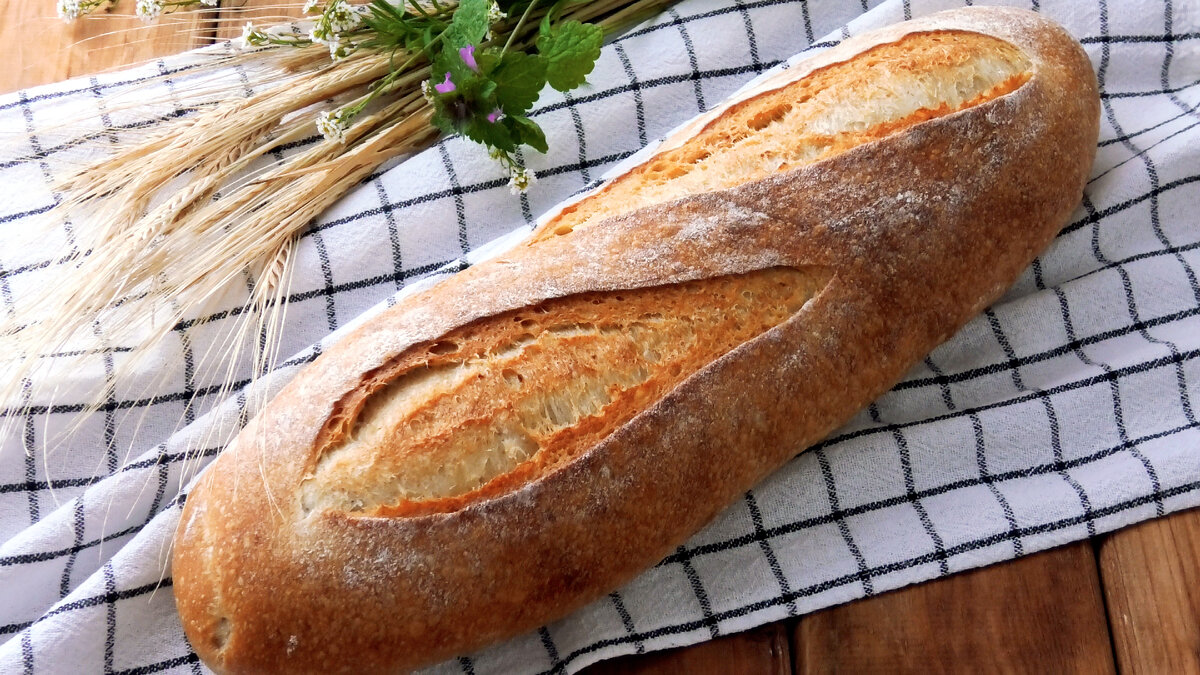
[0,1,213,95]
[1100,508,1200,675]
[793,542,1116,675]
[212,0,305,40]
[582,622,791,675]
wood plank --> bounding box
[1099,506,1200,675]
[0,2,213,95]
[793,542,1115,675]
[213,0,305,41]
[582,622,791,675]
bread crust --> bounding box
[172,7,1100,673]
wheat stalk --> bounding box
[0,0,678,464]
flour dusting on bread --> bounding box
[301,266,832,517]
[171,9,1100,673]
[534,30,1031,242]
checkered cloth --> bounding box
[2,0,1198,672]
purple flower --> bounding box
[487,107,503,123]
[459,44,478,72]
[434,72,455,94]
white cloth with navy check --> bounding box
[2,0,1198,672]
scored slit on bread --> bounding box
[174,9,1102,673]
[534,30,1032,240]
[299,29,1035,519]
[303,266,832,517]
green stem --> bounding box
[502,0,539,55]
[407,0,432,18]
[500,0,668,53]
[346,29,444,119]
[260,28,313,47]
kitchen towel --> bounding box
[1,0,1198,672]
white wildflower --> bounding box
[302,0,322,13]
[507,166,536,194]
[56,0,82,21]
[316,109,349,144]
[486,1,505,24]
[483,1,504,40]
[240,22,270,48]
[135,0,163,21]
[309,0,360,58]
[420,80,434,102]
[310,31,349,59]
[325,0,362,32]
[308,25,330,44]
[329,38,353,61]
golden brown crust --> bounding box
[172,7,1100,673]
[533,29,1033,241]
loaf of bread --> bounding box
[172,7,1099,673]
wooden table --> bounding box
[3,5,1198,672]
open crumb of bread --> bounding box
[303,266,833,517]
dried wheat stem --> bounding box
[57,50,388,211]
[252,238,292,313]
[2,0,679,462]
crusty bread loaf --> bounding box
[172,7,1100,673]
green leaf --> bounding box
[443,0,489,48]
[464,115,516,152]
[537,20,603,91]
[490,50,546,115]
[364,0,393,22]
[434,42,474,85]
[538,0,590,36]
[430,105,458,135]
[508,115,548,153]
[474,47,501,75]
[360,0,449,52]
[538,0,566,36]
